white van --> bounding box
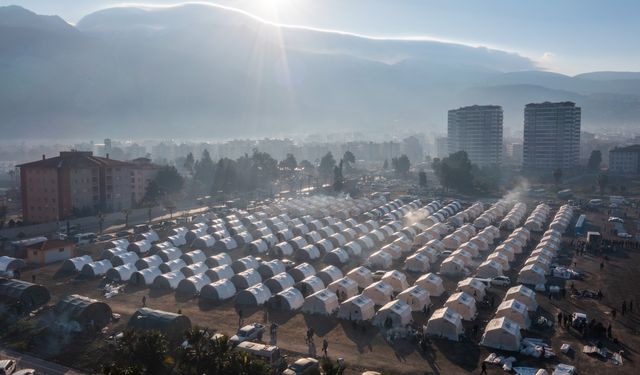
[74,233,96,245]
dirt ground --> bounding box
[4,205,640,375]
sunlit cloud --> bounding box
[107,1,533,59]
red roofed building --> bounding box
[26,239,76,265]
[18,151,137,223]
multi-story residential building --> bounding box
[447,105,503,165]
[609,145,640,175]
[18,151,136,223]
[130,157,162,204]
[523,102,581,171]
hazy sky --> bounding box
[2,0,639,75]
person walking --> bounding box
[322,338,329,357]
[32,274,36,283]
[622,301,627,316]
[557,312,563,325]
[142,295,146,307]
[480,362,488,375]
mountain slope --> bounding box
[0,4,638,139]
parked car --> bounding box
[134,224,150,234]
[13,370,37,375]
[608,217,624,223]
[0,359,16,375]
[283,358,319,375]
[617,232,633,238]
[491,276,511,287]
[116,230,131,238]
[97,234,115,242]
[150,223,164,231]
[229,323,265,345]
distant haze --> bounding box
[0,3,639,139]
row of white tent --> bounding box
[448,202,484,228]
[523,203,552,232]
[499,202,528,231]
[473,200,509,229]
[517,205,573,286]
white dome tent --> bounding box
[346,266,373,289]
[517,264,546,286]
[295,245,321,262]
[264,272,295,294]
[373,300,412,328]
[323,248,350,267]
[495,299,531,329]
[205,264,234,282]
[302,289,340,315]
[235,283,272,307]
[440,256,467,277]
[424,307,464,341]
[327,277,359,301]
[268,287,304,311]
[316,266,344,286]
[81,260,112,278]
[414,273,445,297]
[157,247,182,263]
[257,260,286,279]
[296,276,325,297]
[152,270,185,290]
[272,242,294,257]
[136,255,163,270]
[367,250,393,270]
[397,285,430,311]
[130,267,162,286]
[480,317,522,352]
[232,256,260,273]
[159,259,187,274]
[205,253,232,268]
[288,263,316,283]
[176,273,211,296]
[505,285,538,311]
[100,247,127,261]
[363,281,394,306]
[200,279,237,302]
[181,250,207,265]
[381,270,409,293]
[337,294,375,322]
[475,260,504,279]
[231,269,262,290]
[456,278,487,302]
[444,292,477,321]
[106,263,137,282]
[60,255,93,273]
[111,252,139,267]
[180,262,208,278]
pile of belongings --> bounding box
[534,316,553,328]
[520,338,555,358]
[514,368,548,375]
[552,364,576,375]
[484,353,517,371]
[104,283,125,298]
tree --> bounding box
[587,150,602,172]
[184,152,195,176]
[418,170,427,188]
[102,329,169,375]
[318,152,336,182]
[392,154,411,177]
[299,160,314,171]
[597,173,608,196]
[96,212,105,234]
[163,201,176,219]
[143,166,184,205]
[279,153,297,172]
[333,160,344,192]
[194,149,215,187]
[122,209,131,228]
[342,151,356,174]
[552,168,563,187]
[432,152,473,192]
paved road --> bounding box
[0,347,85,375]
